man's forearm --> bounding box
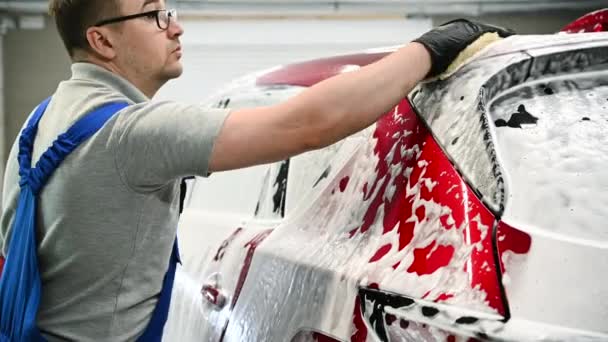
[287,42,431,150]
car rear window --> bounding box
[489,71,608,242]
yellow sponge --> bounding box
[434,32,503,81]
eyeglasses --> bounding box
[94,9,177,31]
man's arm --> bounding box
[207,20,514,173]
[208,42,430,172]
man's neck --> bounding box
[76,57,163,99]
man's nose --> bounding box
[167,20,184,38]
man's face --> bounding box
[113,0,184,85]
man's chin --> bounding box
[165,63,184,80]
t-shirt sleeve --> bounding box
[113,100,230,192]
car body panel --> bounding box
[413,32,608,338]
[256,51,390,87]
[562,8,608,33]
[222,99,505,341]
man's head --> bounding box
[48,0,184,97]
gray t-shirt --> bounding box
[0,63,230,341]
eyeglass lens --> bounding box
[157,10,177,30]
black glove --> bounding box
[414,19,515,77]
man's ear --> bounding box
[85,26,117,60]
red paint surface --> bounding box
[406,132,502,314]
[234,230,274,306]
[440,214,454,230]
[257,52,391,87]
[496,221,532,272]
[351,99,505,315]
[339,176,350,192]
[369,244,392,263]
[0,256,4,278]
[407,242,455,275]
[562,9,608,33]
[350,296,368,342]
[385,313,397,326]
[220,229,273,342]
[435,293,455,302]
[201,284,223,306]
[398,221,416,251]
[350,100,425,240]
[312,333,341,342]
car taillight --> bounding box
[561,9,608,33]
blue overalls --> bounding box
[0,98,180,342]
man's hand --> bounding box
[414,19,515,78]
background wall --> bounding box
[156,18,431,102]
[3,16,70,160]
[0,33,4,181]
[432,9,594,34]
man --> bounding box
[0,0,512,340]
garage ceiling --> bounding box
[0,0,606,16]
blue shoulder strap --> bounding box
[137,240,180,342]
[0,98,129,342]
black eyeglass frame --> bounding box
[93,9,175,30]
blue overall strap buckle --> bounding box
[0,98,129,342]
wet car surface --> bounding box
[164,19,608,341]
